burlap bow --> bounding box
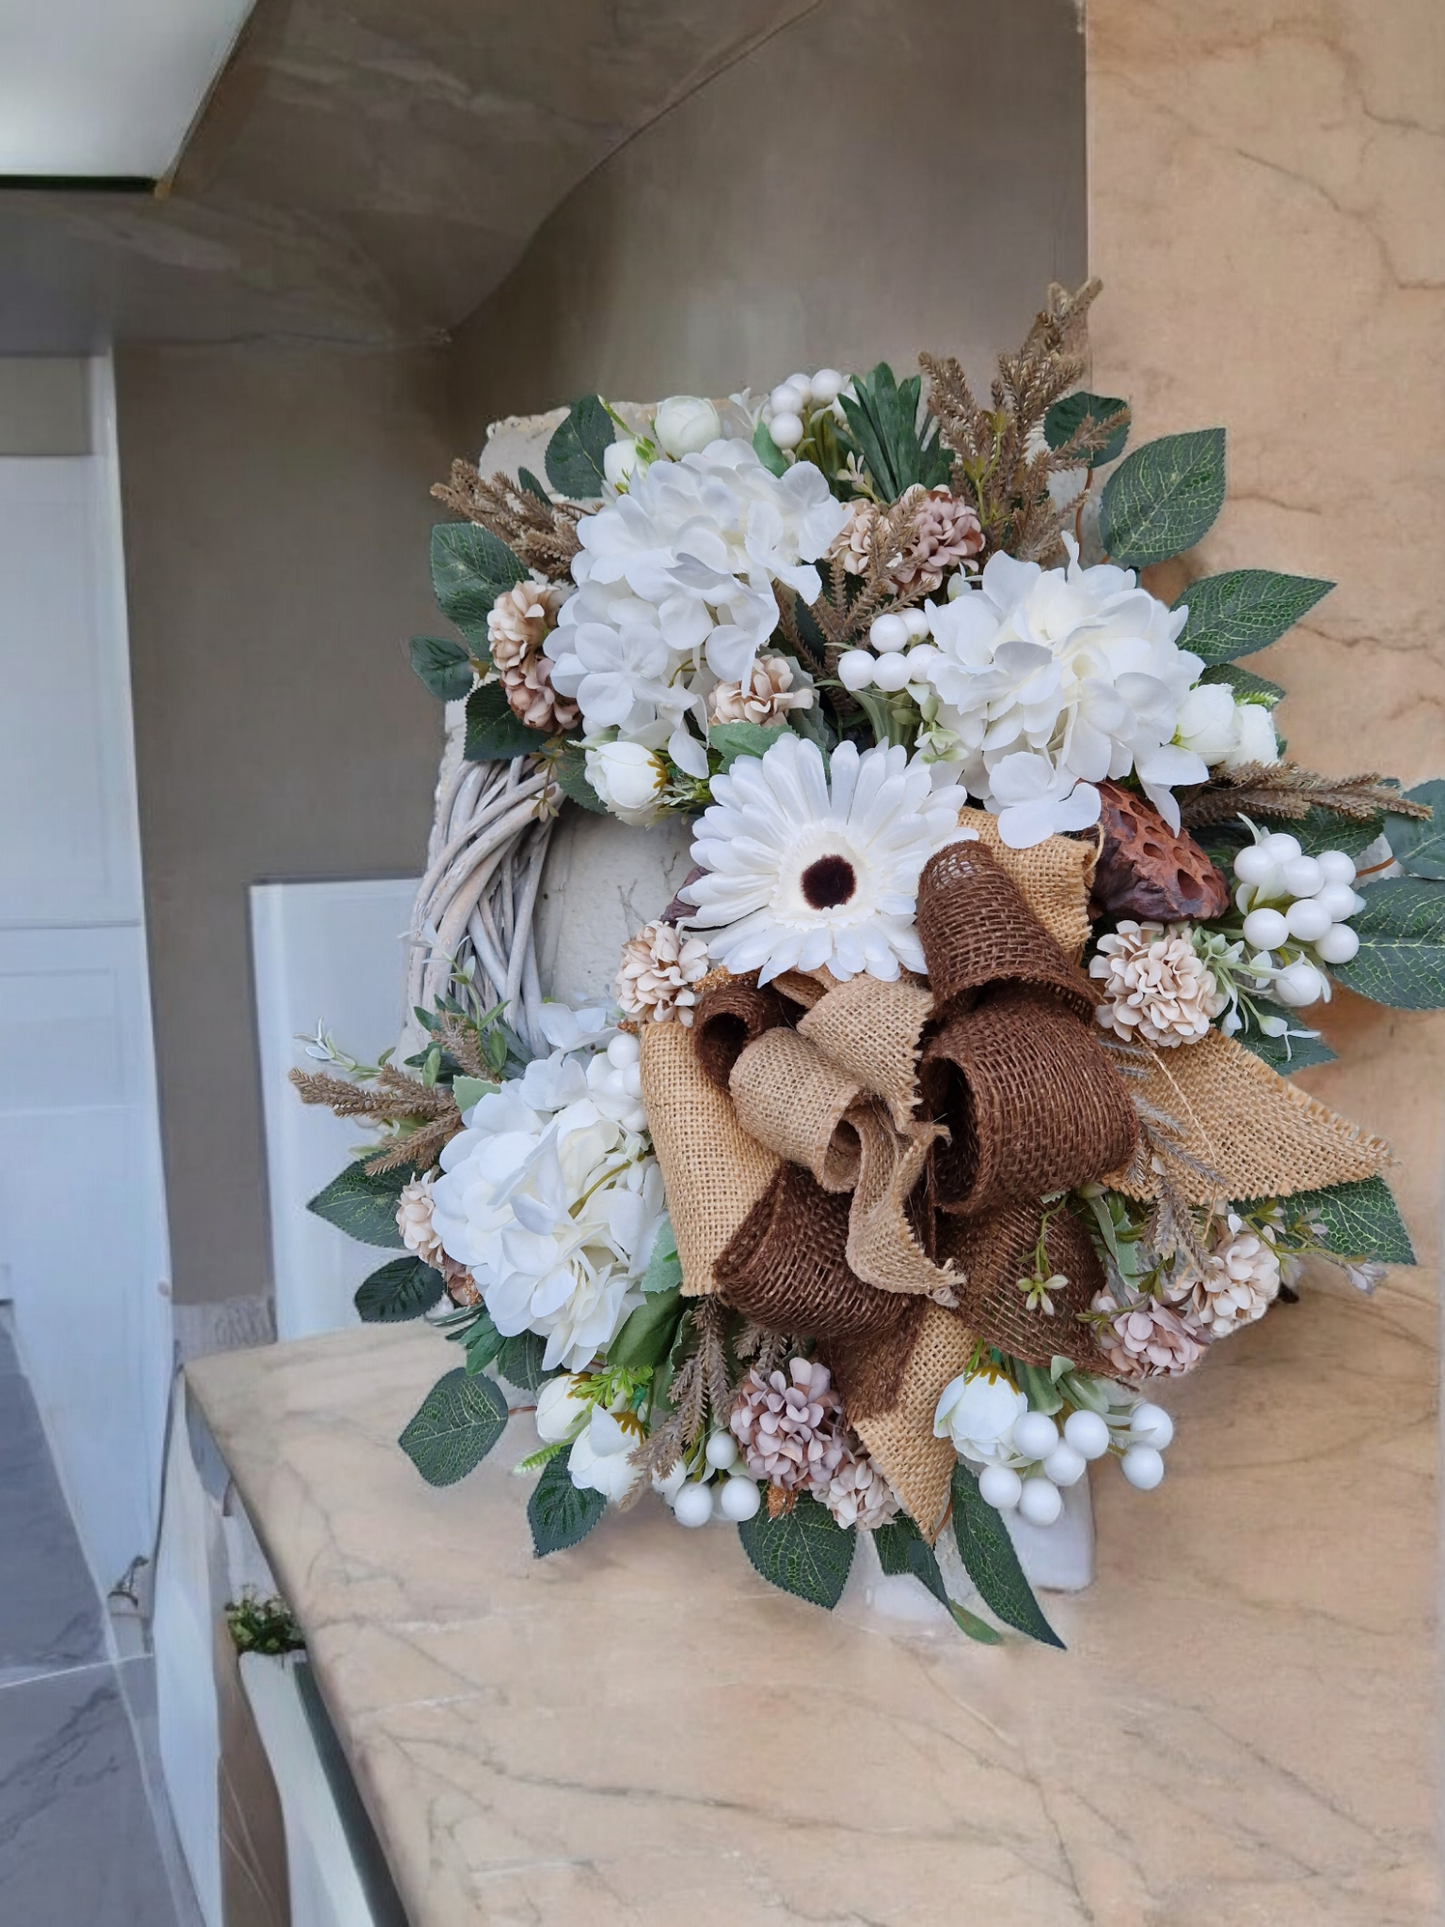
[639,807,1392,1537]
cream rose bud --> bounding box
[1175,682,1239,764]
[933,1369,1029,1459]
[1223,700,1280,769]
[567,1406,642,1504]
[653,395,721,459]
[603,438,639,489]
[585,741,667,825]
[535,1373,592,1443]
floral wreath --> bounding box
[295,282,1439,1646]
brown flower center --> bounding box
[800,853,857,910]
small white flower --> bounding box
[603,438,639,489]
[681,734,964,984]
[1224,701,1280,769]
[1175,683,1239,763]
[535,1373,592,1444]
[567,1405,643,1503]
[933,1369,1028,1459]
[585,740,668,825]
[652,395,721,459]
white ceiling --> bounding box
[0,0,255,178]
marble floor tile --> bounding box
[0,1328,106,1682]
[0,1665,177,1926]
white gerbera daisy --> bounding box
[680,733,964,984]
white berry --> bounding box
[607,1031,641,1069]
[868,612,910,652]
[672,1481,715,1528]
[1011,1411,1060,1460]
[809,368,844,405]
[1121,1444,1165,1491]
[1232,844,1275,887]
[1285,897,1333,943]
[1280,855,1324,898]
[718,1475,760,1522]
[871,653,912,693]
[903,643,939,676]
[1063,1409,1111,1459]
[902,607,931,639]
[705,1430,739,1471]
[1043,1442,1087,1487]
[1313,922,1359,964]
[768,411,804,451]
[978,1463,1023,1510]
[837,649,876,692]
[1274,959,1325,1007]
[1262,832,1303,863]
[1317,850,1357,886]
[1129,1402,1174,1448]
[785,372,813,401]
[1242,906,1290,950]
[1314,882,1359,922]
[1017,1476,1063,1525]
[769,382,805,415]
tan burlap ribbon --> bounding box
[640,810,1393,1535]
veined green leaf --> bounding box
[1384,779,1445,879]
[1197,661,1286,708]
[1099,428,1225,568]
[1235,1024,1337,1075]
[464,681,553,762]
[641,1234,682,1296]
[450,1074,496,1117]
[737,1494,855,1609]
[552,741,608,813]
[1268,1176,1415,1266]
[399,1369,508,1486]
[710,719,785,769]
[408,635,475,703]
[1328,877,1445,1008]
[307,1158,414,1248]
[528,1454,606,1556]
[1172,569,1333,664]
[872,1515,1001,1643]
[430,523,526,647]
[496,1331,547,1392]
[607,1285,683,1370]
[544,395,615,499]
[354,1257,444,1323]
[950,1463,1064,1648]
[751,417,789,477]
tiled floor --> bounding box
[0,1320,199,1925]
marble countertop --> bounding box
[188,1279,1437,1927]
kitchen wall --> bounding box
[451,0,1087,434]
[115,342,452,1310]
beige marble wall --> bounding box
[1088,1,1440,1905]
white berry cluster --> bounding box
[1233,830,1365,1009]
[933,1367,1175,1527]
[759,367,848,454]
[837,609,939,694]
[654,1428,764,1528]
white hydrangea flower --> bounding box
[914,536,1210,846]
[681,733,964,984]
[430,1015,664,1372]
[550,440,849,768]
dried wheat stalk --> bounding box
[1180,762,1432,829]
[431,462,581,579]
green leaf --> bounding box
[450,1074,496,1117]
[517,466,551,507]
[430,523,526,648]
[1384,779,1445,879]
[950,1462,1064,1648]
[1043,391,1129,469]
[1198,661,1286,708]
[737,1494,855,1610]
[354,1256,444,1323]
[464,680,552,762]
[527,1453,607,1556]
[1235,1023,1338,1075]
[398,1368,509,1486]
[460,1312,505,1374]
[839,362,950,500]
[544,395,614,500]
[1099,428,1226,569]
[1328,877,1445,1008]
[1172,569,1333,664]
[496,1330,547,1392]
[1276,1176,1415,1266]
[607,1285,683,1370]
[751,417,789,478]
[306,1158,414,1248]
[709,719,786,769]
[641,1238,683,1296]
[872,1516,1001,1643]
[408,635,475,703]
[552,741,608,813]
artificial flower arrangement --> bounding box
[295,282,1442,1646]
